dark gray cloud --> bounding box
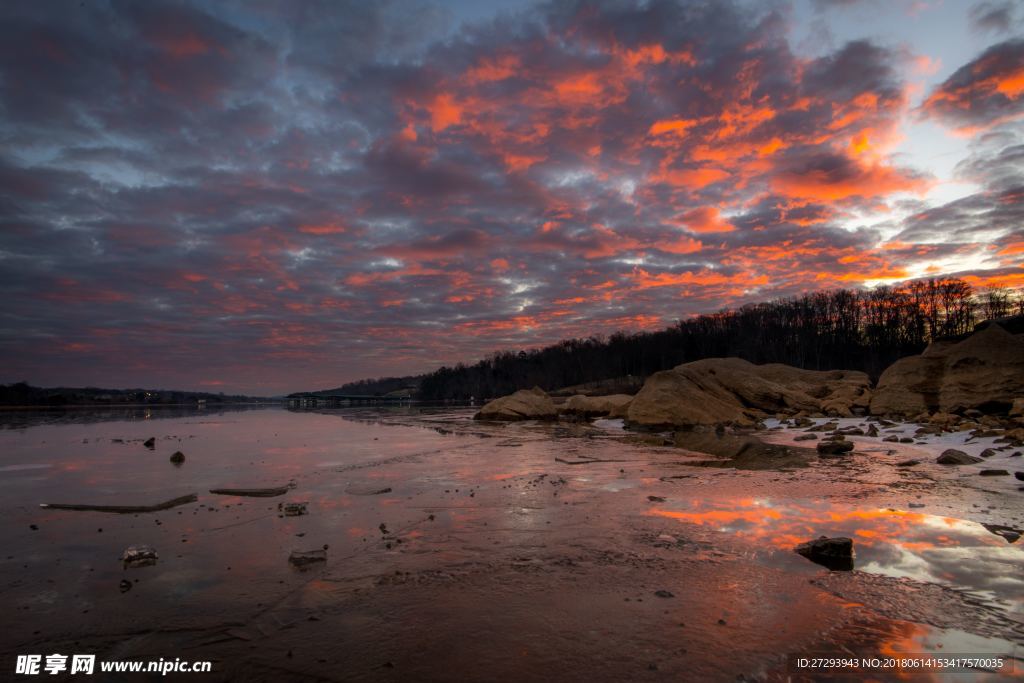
[0,0,1015,393]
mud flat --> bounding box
[0,406,1021,681]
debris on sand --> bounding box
[279,501,309,516]
[210,485,292,497]
[936,449,983,465]
[121,545,158,568]
[41,493,198,513]
[794,536,854,571]
[143,437,155,449]
[288,549,327,567]
[170,451,185,465]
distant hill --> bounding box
[0,382,269,407]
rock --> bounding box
[169,451,185,464]
[143,437,155,449]
[982,524,1021,544]
[794,536,854,571]
[870,324,1024,416]
[936,449,983,465]
[119,579,133,593]
[1016,472,1024,481]
[794,433,817,441]
[979,448,998,458]
[121,545,158,568]
[288,549,327,567]
[805,422,840,432]
[865,425,879,437]
[654,590,674,598]
[561,393,634,418]
[883,435,900,443]
[978,469,1010,476]
[279,502,309,516]
[908,502,925,508]
[474,387,558,421]
[899,437,914,443]
[895,459,920,467]
[647,495,666,502]
[816,440,854,457]
[1011,398,1024,418]
[624,358,871,429]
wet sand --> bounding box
[0,407,1021,681]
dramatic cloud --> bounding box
[921,39,1024,132]
[0,0,1019,393]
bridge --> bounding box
[286,393,414,408]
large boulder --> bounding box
[625,357,871,429]
[474,387,558,421]
[562,394,634,418]
[870,324,1024,417]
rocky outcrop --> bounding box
[474,387,558,421]
[625,357,871,429]
[870,324,1024,417]
[562,394,633,418]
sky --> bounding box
[1,0,1022,395]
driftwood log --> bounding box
[40,493,198,513]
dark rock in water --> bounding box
[1016,472,1024,481]
[794,536,854,571]
[288,549,327,567]
[121,545,158,568]
[865,424,879,437]
[936,449,983,465]
[978,469,1010,476]
[794,433,817,442]
[647,496,666,502]
[883,435,900,443]
[119,579,133,593]
[899,437,914,443]
[279,502,309,516]
[143,437,155,449]
[982,524,1022,543]
[169,451,185,465]
[979,448,997,458]
[816,440,854,457]
[654,590,674,598]
[895,459,921,467]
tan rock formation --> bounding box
[870,324,1024,416]
[562,393,634,418]
[625,357,871,429]
[474,387,558,421]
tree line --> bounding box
[416,279,1024,401]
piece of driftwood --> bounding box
[40,493,198,513]
[209,486,291,497]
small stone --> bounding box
[119,579,132,593]
[647,496,666,502]
[121,545,158,568]
[980,448,997,458]
[169,451,185,464]
[978,469,1010,476]
[794,536,854,571]
[143,437,155,449]
[794,434,817,441]
[816,440,854,457]
[654,590,674,598]
[936,449,983,465]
